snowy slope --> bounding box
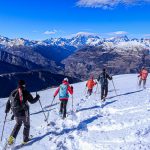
[0,74,150,150]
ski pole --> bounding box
[1,113,7,141]
[95,83,98,94]
[36,92,49,125]
[84,87,87,95]
[112,79,117,96]
[45,97,55,122]
[72,95,74,112]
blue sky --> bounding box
[0,0,150,40]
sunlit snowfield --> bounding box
[0,74,150,150]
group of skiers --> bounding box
[86,68,112,101]
[2,67,149,146]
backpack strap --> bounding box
[18,88,23,105]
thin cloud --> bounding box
[44,29,57,35]
[76,0,150,9]
[108,31,128,36]
[144,34,150,37]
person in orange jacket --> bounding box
[138,67,148,88]
[54,78,73,119]
[86,76,97,96]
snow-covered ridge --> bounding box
[0,34,150,51]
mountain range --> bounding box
[0,33,150,96]
[0,33,150,49]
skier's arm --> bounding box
[138,71,141,77]
[107,74,112,80]
[94,81,97,85]
[27,91,40,104]
[5,99,11,113]
[86,81,88,87]
[68,85,73,95]
[54,87,60,98]
[97,75,100,82]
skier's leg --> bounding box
[143,79,146,88]
[60,101,63,114]
[101,86,104,100]
[89,89,92,95]
[23,116,30,142]
[10,117,22,139]
[63,100,68,118]
[87,89,91,96]
[139,78,142,86]
[105,85,108,98]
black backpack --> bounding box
[9,89,27,114]
[99,73,107,86]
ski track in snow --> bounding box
[0,74,150,150]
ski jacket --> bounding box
[138,69,148,80]
[5,88,39,117]
[54,80,73,101]
[98,72,112,87]
[86,79,97,90]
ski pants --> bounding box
[60,100,68,118]
[139,78,146,88]
[101,85,108,100]
[10,115,30,142]
[87,89,93,96]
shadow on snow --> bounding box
[30,102,59,116]
[15,114,102,149]
[107,90,143,99]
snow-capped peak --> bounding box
[106,35,129,43]
[0,34,150,51]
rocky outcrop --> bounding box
[0,50,42,70]
[62,46,150,80]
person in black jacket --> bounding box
[5,80,40,145]
[98,68,112,101]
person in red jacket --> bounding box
[86,76,97,96]
[54,78,73,119]
[138,67,148,88]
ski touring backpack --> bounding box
[9,89,18,111]
[99,73,107,86]
[9,89,27,114]
[59,84,69,99]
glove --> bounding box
[53,95,56,99]
[36,94,40,100]
[70,85,73,90]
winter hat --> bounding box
[90,75,94,80]
[18,80,26,87]
[103,68,106,72]
[64,78,68,82]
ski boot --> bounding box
[8,136,15,145]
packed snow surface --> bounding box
[0,74,150,150]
